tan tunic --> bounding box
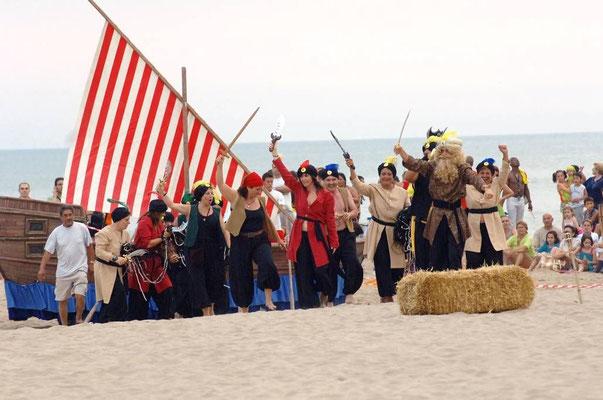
[225,194,279,242]
[403,156,486,244]
[352,177,410,269]
[465,160,510,253]
[94,226,130,304]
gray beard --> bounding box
[433,158,460,184]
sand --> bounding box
[1,271,602,400]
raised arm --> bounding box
[155,180,191,217]
[220,215,231,249]
[498,145,510,185]
[215,153,238,204]
[272,156,301,192]
[394,143,431,176]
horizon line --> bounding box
[1,130,601,151]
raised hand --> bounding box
[216,153,226,165]
[345,158,355,170]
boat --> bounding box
[0,195,365,319]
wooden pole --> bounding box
[227,107,260,150]
[181,67,191,194]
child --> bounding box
[583,197,599,230]
[562,205,579,230]
[569,174,586,225]
[529,231,561,270]
[575,235,595,272]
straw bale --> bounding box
[396,265,535,315]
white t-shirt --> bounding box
[272,177,292,207]
[578,232,599,243]
[570,184,586,205]
[267,189,286,230]
[44,222,92,278]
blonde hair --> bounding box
[431,144,465,184]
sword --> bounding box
[330,130,350,160]
[397,109,412,143]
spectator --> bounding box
[575,235,596,272]
[578,219,599,242]
[262,170,287,236]
[37,205,94,325]
[529,231,561,270]
[584,162,603,207]
[583,197,599,230]
[18,182,31,199]
[553,169,571,219]
[569,174,586,224]
[501,214,515,240]
[532,213,563,249]
[48,177,64,203]
[596,235,603,273]
[551,225,580,270]
[504,220,535,268]
[506,157,532,227]
[562,205,579,229]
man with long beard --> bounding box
[394,133,493,270]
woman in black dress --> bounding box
[157,180,229,316]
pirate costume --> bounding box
[464,158,510,268]
[225,172,281,309]
[320,164,363,302]
[273,157,339,308]
[352,157,410,298]
[402,132,487,270]
[93,207,130,323]
[128,199,173,320]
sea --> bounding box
[1,132,601,227]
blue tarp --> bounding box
[4,275,345,320]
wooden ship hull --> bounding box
[0,196,365,285]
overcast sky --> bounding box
[0,0,601,149]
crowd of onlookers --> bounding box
[504,163,603,273]
[17,177,64,203]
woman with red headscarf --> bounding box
[216,153,282,312]
[269,142,339,309]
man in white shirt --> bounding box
[532,213,563,249]
[262,171,286,231]
[38,205,94,325]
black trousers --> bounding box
[429,217,464,271]
[98,273,127,323]
[465,223,504,269]
[188,247,225,310]
[414,218,431,270]
[329,229,363,300]
[128,286,173,320]
[168,262,192,317]
[230,234,280,308]
[295,232,333,309]
[374,230,404,298]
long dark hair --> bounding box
[237,186,249,199]
[546,230,560,245]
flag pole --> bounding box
[181,67,191,194]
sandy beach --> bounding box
[1,270,602,400]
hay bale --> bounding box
[396,265,534,315]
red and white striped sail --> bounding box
[63,21,270,219]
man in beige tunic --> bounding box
[395,135,493,271]
[94,207,131,323]
[464,145,510,268]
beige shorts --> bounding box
[55,271,88,301]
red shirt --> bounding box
[129,215,172,293]
[274,158,338,267]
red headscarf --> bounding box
[242,172,263,188]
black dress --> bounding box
[188,207,226,310]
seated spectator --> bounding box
[596,236,603,273]
[501,214,515,240]
[532,213,563,249]
[578,219,599,242]
[18,182,31,199]
[569,174,586,225]
[551,225,581,270]
[504,221,535,268]
[576,235,596,272]
[529,231,561,270]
